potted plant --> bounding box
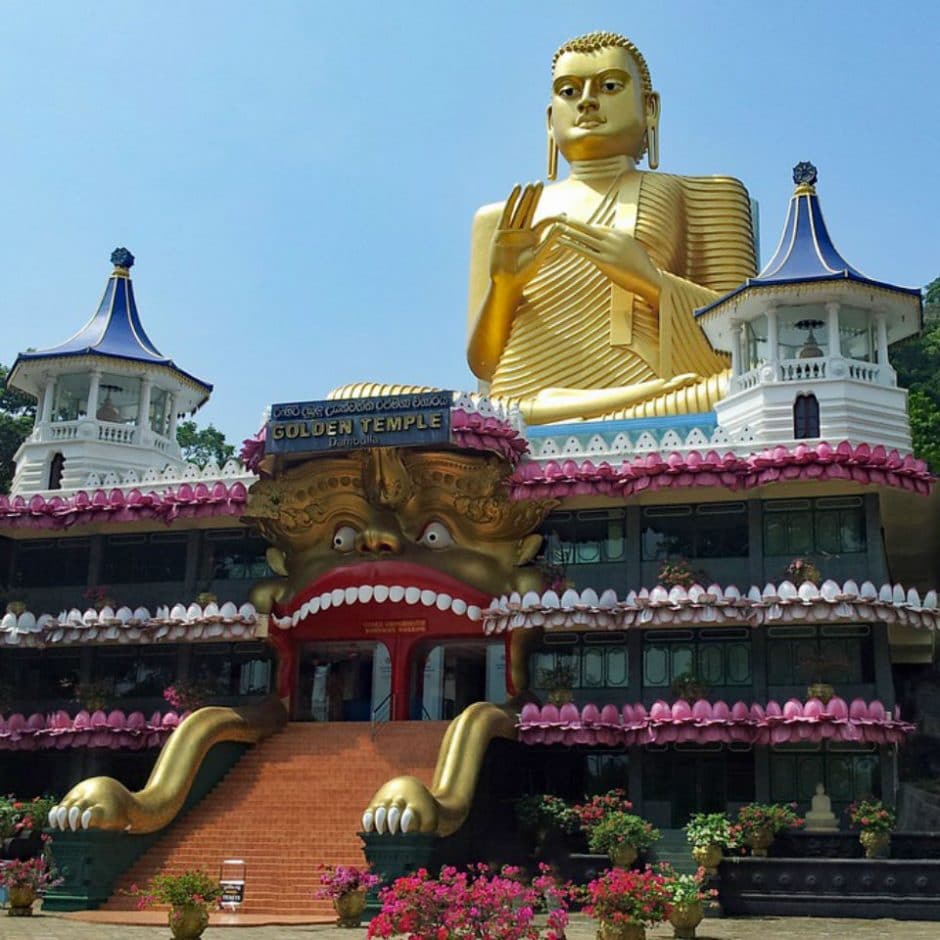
[784,557,821,586]
[657,558,699,589]
[516,793,578,852]
[847,799,896,858]
[316,864,381,927]
[0,856,62,916]
[128,869,221,939]
[798,649,850,704]
[581,865,672,940]
[82,584,117,612]
[0,795,57,860]
[366,863,568,939]
[670,672,710,703]
[735,803,803,857]
[538,662,576,706]
[586,812,661,868]
[659,865,716,939]
[72,678,113,712]
[683,812,740,874]
[163,682,211,713]
[573,789,634,832]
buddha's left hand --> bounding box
[555,219,663,304]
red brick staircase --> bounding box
[102,721,447,916]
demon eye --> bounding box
[332,525,358,553]
[418,521,454,550]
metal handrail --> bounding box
[370,691,394,738]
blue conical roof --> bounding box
[696,163,920,318]
[11,249,211,399]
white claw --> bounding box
[68,806,80,831]
[55,806,68,829]
[81,808,93,830]
[361,810,374,832]
[48,807,59,828]
[401,808,415,834]
[375,806,387,834]
[388,806,401,834]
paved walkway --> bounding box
[2,913,939,940]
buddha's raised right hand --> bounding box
[489,182,560,294]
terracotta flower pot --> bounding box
[745,826,774,857]
[691,843,723,874]
[333,888,367,927]
[169,903,210,939]
[7,885,36,916]
[669,900,704,939]
[608,843,638,868]
[598,921,646,940]
[859,830,890,859]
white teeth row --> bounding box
[361,806,416,835]
[286,586,482,627]
[49,805,94,831]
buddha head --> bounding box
[547,30,660,175]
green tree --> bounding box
[176,420,235,467]
[0,364,36,493]
[894,281,940,470]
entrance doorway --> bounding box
[642,747,755,828]
[295,641,389,721]
[411,641,504,720]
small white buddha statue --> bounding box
[804,783,839,832]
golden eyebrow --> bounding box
[597,68,631,84]
[552,74,583,92]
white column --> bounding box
[826,302,841,356]
[86,370,102,420]
[875,313,889,365]
[40,376,56,423]
[730,319,742,376]
[167,393,178,440]
[766,307,779,371]
[138,376,152,429]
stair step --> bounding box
[103,722,445,915]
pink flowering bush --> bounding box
[162,683,209,712]
[581,865,672,928]
[0,857,63,893]
[847,799,895,834]
[315,864,381,900]
[367,863,569,940]
[126,869,221,912]
[572,789,633,832]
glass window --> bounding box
[764,497,866,555]
[793,394,820,439]
[149,386,169,436]
[770,745,880,807]
[642,629,752,689]
[531,633,630,693]
[200,529,273,581]
[13,538,90,587]
[102,533,188,583]
[96,373,140,424]
[641,503,748,561]
[540,510,626,567]
[94,647,178,699]
[191,643,274,698]
[766,625,873,685]
[52,374,90,422]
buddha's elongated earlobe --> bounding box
[645,92,661,170]
[546,106,558,180]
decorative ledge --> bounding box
[0,708,185,750]
[518,697,915,747]
[508,441,933,500]
[0,602,259,647]
[483,580,939,634]
[0,480,249,530]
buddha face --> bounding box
[549,46,652,163]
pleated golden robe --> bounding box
[485,172,757,410]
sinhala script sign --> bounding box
[266,391,453,454]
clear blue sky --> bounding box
[1,1,937,447]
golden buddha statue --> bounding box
[467,30,757,423]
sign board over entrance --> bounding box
[266,391,453,455]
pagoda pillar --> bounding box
[86,369,102,420]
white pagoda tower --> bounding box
[7,248,212,493]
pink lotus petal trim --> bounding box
[0,709,185,750]
[517,696,916,747]
[509,441,933,500]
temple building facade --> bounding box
[0,29,937,919]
